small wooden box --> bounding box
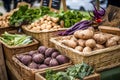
[12,51,72,80]
[35,68,100,80]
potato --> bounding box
[62,40,77,48]
[74,29,94,39]
[70,36,77,41]
[106,39,117,47]
[75,46,83,52]
[104,33,113,40]
[88,27,95,32]
[60,20,64,28]
[110,36,120,42]
[85,39,96,48]
[74,30,81,39]
[51,17,59,23]
[77,39,86,47]
[93,44,105,50]
[83,47,92,52]
[93,33,107,44]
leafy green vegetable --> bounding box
[58,10,91,28]
[9,6,50,27]
[0,32,33,46]
[45,63,94,80]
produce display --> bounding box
[16,46,70,69]
[58,10,91,28]
[59,28,120,52]
[24,15,63,31]
[9,6,50,27]
[0,32,33,46]
[0,13,12,28]
[45,63,94,80]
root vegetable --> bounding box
[75,46,83,52]
[105,34,113,39]
[93,33,107,44]
[56,55,69,64]
[77,39,86,47]
[62,40,77,48]
[106,39,117,47]
[85,39,96,48]
[28,62,38,69]
[110,36,120,42]
[44,57,52,65]
[74,29,94,39]
[39,64,48,69]
[51,17,59,23]
[51,52,60,58]
[74,30,81,39]
[93,44,105,50]
[83,47,92,52]
[70,36,77,41]
[32,54,44,64]
[49,58,59,67]
[45,48,57,57]
[21,55,32,65]
[28,51,36,56]
[38,46,48,54]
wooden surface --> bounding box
[0,43,8,80]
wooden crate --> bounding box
[99,26,120,36]
[6,60,23,80]
[22,26,67,48]
[35,68,100,80]
[12,52,72,80]
[0,43,8,80]
[50,36,120,72]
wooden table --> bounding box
[0,43,8,80]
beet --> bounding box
[49,58,59,67]
[16,54,24,61]
[38,46,48,54]
[28,62,38,69]
[21,55,32,65]
[28,51,36,56]
[32,54,44,64]
[38,64,48,69]
[45,48,57,57]
[44,57,52,65]
[51,52,60,58]
[56,55,69,64]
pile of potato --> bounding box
[0,13,11,27]
[60,27,120,52]
[25,15,63,32]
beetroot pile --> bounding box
[16,46,69,69]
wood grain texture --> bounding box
[0,43,8,80]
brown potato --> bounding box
[93,33,107,44]
[77,39,86,47]
[93,44,105,50]
[62,40,77,48]
[75,46,83,52]
[75,29,94,39]
[83,47,92,52]
[85,39,96,48]
[106,39,117,47]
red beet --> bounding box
[38,64,48,69]
[56,55,69,64]
[44,57,52,65]
[38,46,48,54]
[28,62,38,69]
[32,54,44,64]
[51,52,60,58]
[21,55,32,65]
[49,58,59,67]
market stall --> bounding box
[0,0,120,80]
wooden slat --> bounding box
[0,43,8,80]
